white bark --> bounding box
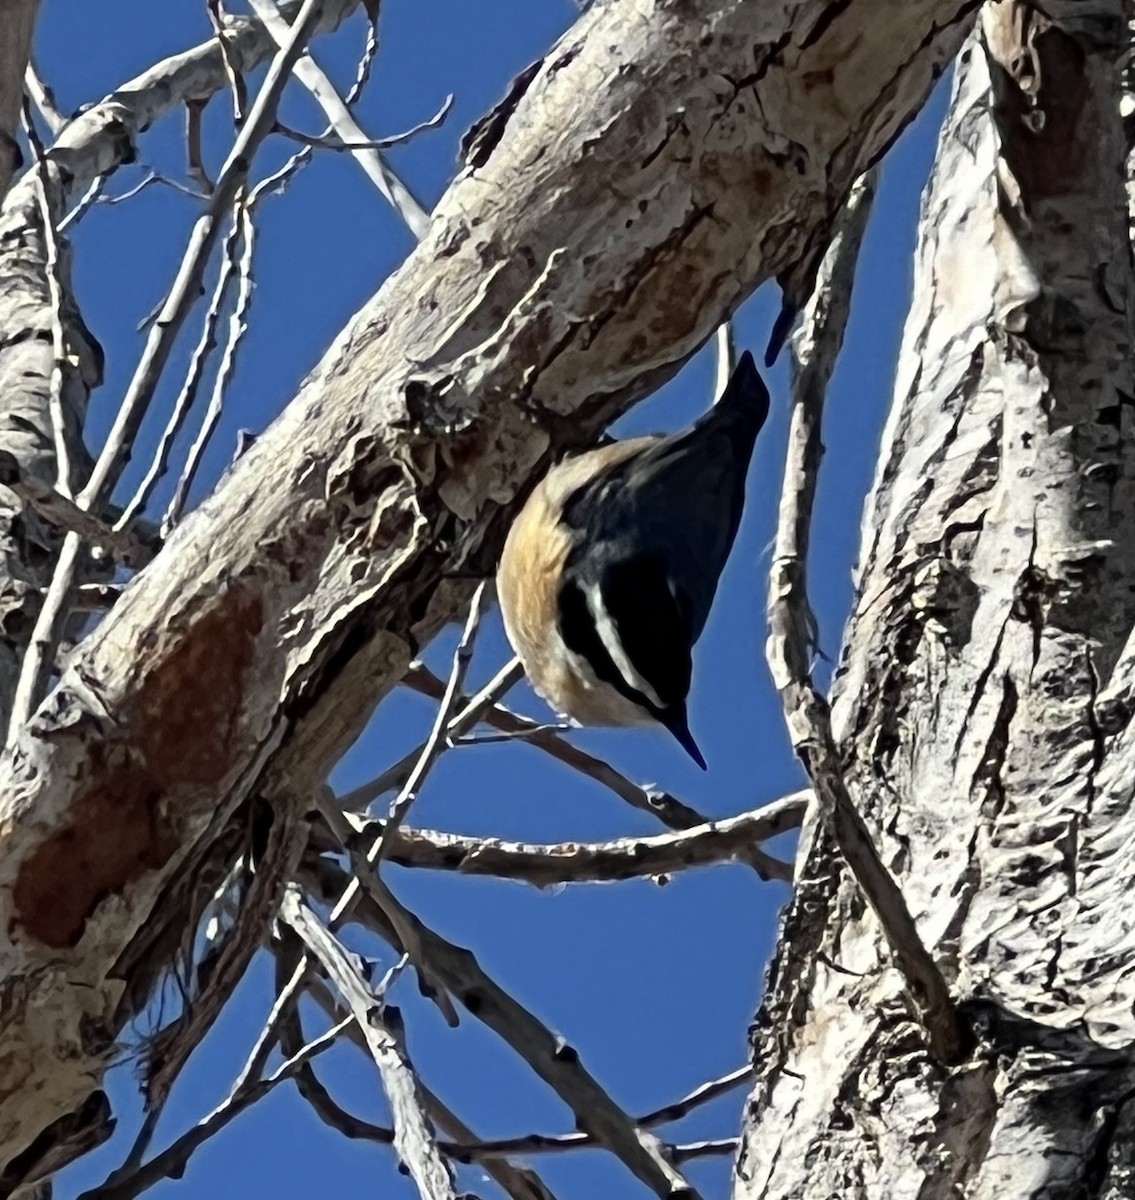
[737,2,1135,1195]
[0,0,979,1181]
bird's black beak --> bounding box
[661,707,707,771]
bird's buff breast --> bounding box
[497,483,654,729]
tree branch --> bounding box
[281,887,458,1200]
[766,171,965,1063]
[302,858,704,1199]
[310,791,805,885]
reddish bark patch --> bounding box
[134,585,264,789]
[12,764,173,949]
[11,585,264,948]
[991,23,1090,201]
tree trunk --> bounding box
[737,2,1135,1195]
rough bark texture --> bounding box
[737,2,1135,1196]
[0,0,981,1177]
[0,0,39,202]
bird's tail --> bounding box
[707,349,770,438]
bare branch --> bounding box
[400,664,714,830]
[399,662,789,877]
[281,886,458,1200]
[312,792,805,885]
[77,1014,352,1200]
[205,0,248,125]
[3,0,335,742]
[300,974,737,1179]
[164,199,260,530]
[96,170,209,207]
[58,174,106,231]
[766,171,964,1064]
[86,0,328,508]
[0,0,977,1166]
[420,1084,562,1200]
[303,858,705,1199]
[246,0,431,236]
[376,583,490,859]
[118,200,245,530]
[273,91,453,153]
[24,61,66,137]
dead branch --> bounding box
[24,61,66,137]
[311,791,804,885]
[302,857,704,1199]
[765,171,964,1063]
[281,887,458,1200]
[247,0,430,235]
[77,1013,352,1200]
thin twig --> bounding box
[766,170,964,1064]
[421,1083,562,1200]
[118,198,245,530]
[162,197,256,532]
[281,887,458,1200]
[77,1014,351,1200]
[284,970,739,1182]
[246,0,431,237]
[205,0,248,124]
[311,792,805,886]
[265,590,497,1034]
[376,583,489,860]
[450,722,571,745]
[97,170,210,207]
[312,789,458,1026]
[24,62,67,134]
[276,977,401,1143]
[671,1139,736,1163]
[273,92,453,152]
[399,662,709,828]
[399,662,788,877]
[88,0,326,508]
[59,174,107,232]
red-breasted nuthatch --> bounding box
[497,351,769,768]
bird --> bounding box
[496,349,770,769]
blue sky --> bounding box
[33,2,950,1197]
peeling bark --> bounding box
[0,0,979,1177]
[737,3,1135,1196]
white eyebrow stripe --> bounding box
[584,582,664,711]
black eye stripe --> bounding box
[557,577,656,714]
